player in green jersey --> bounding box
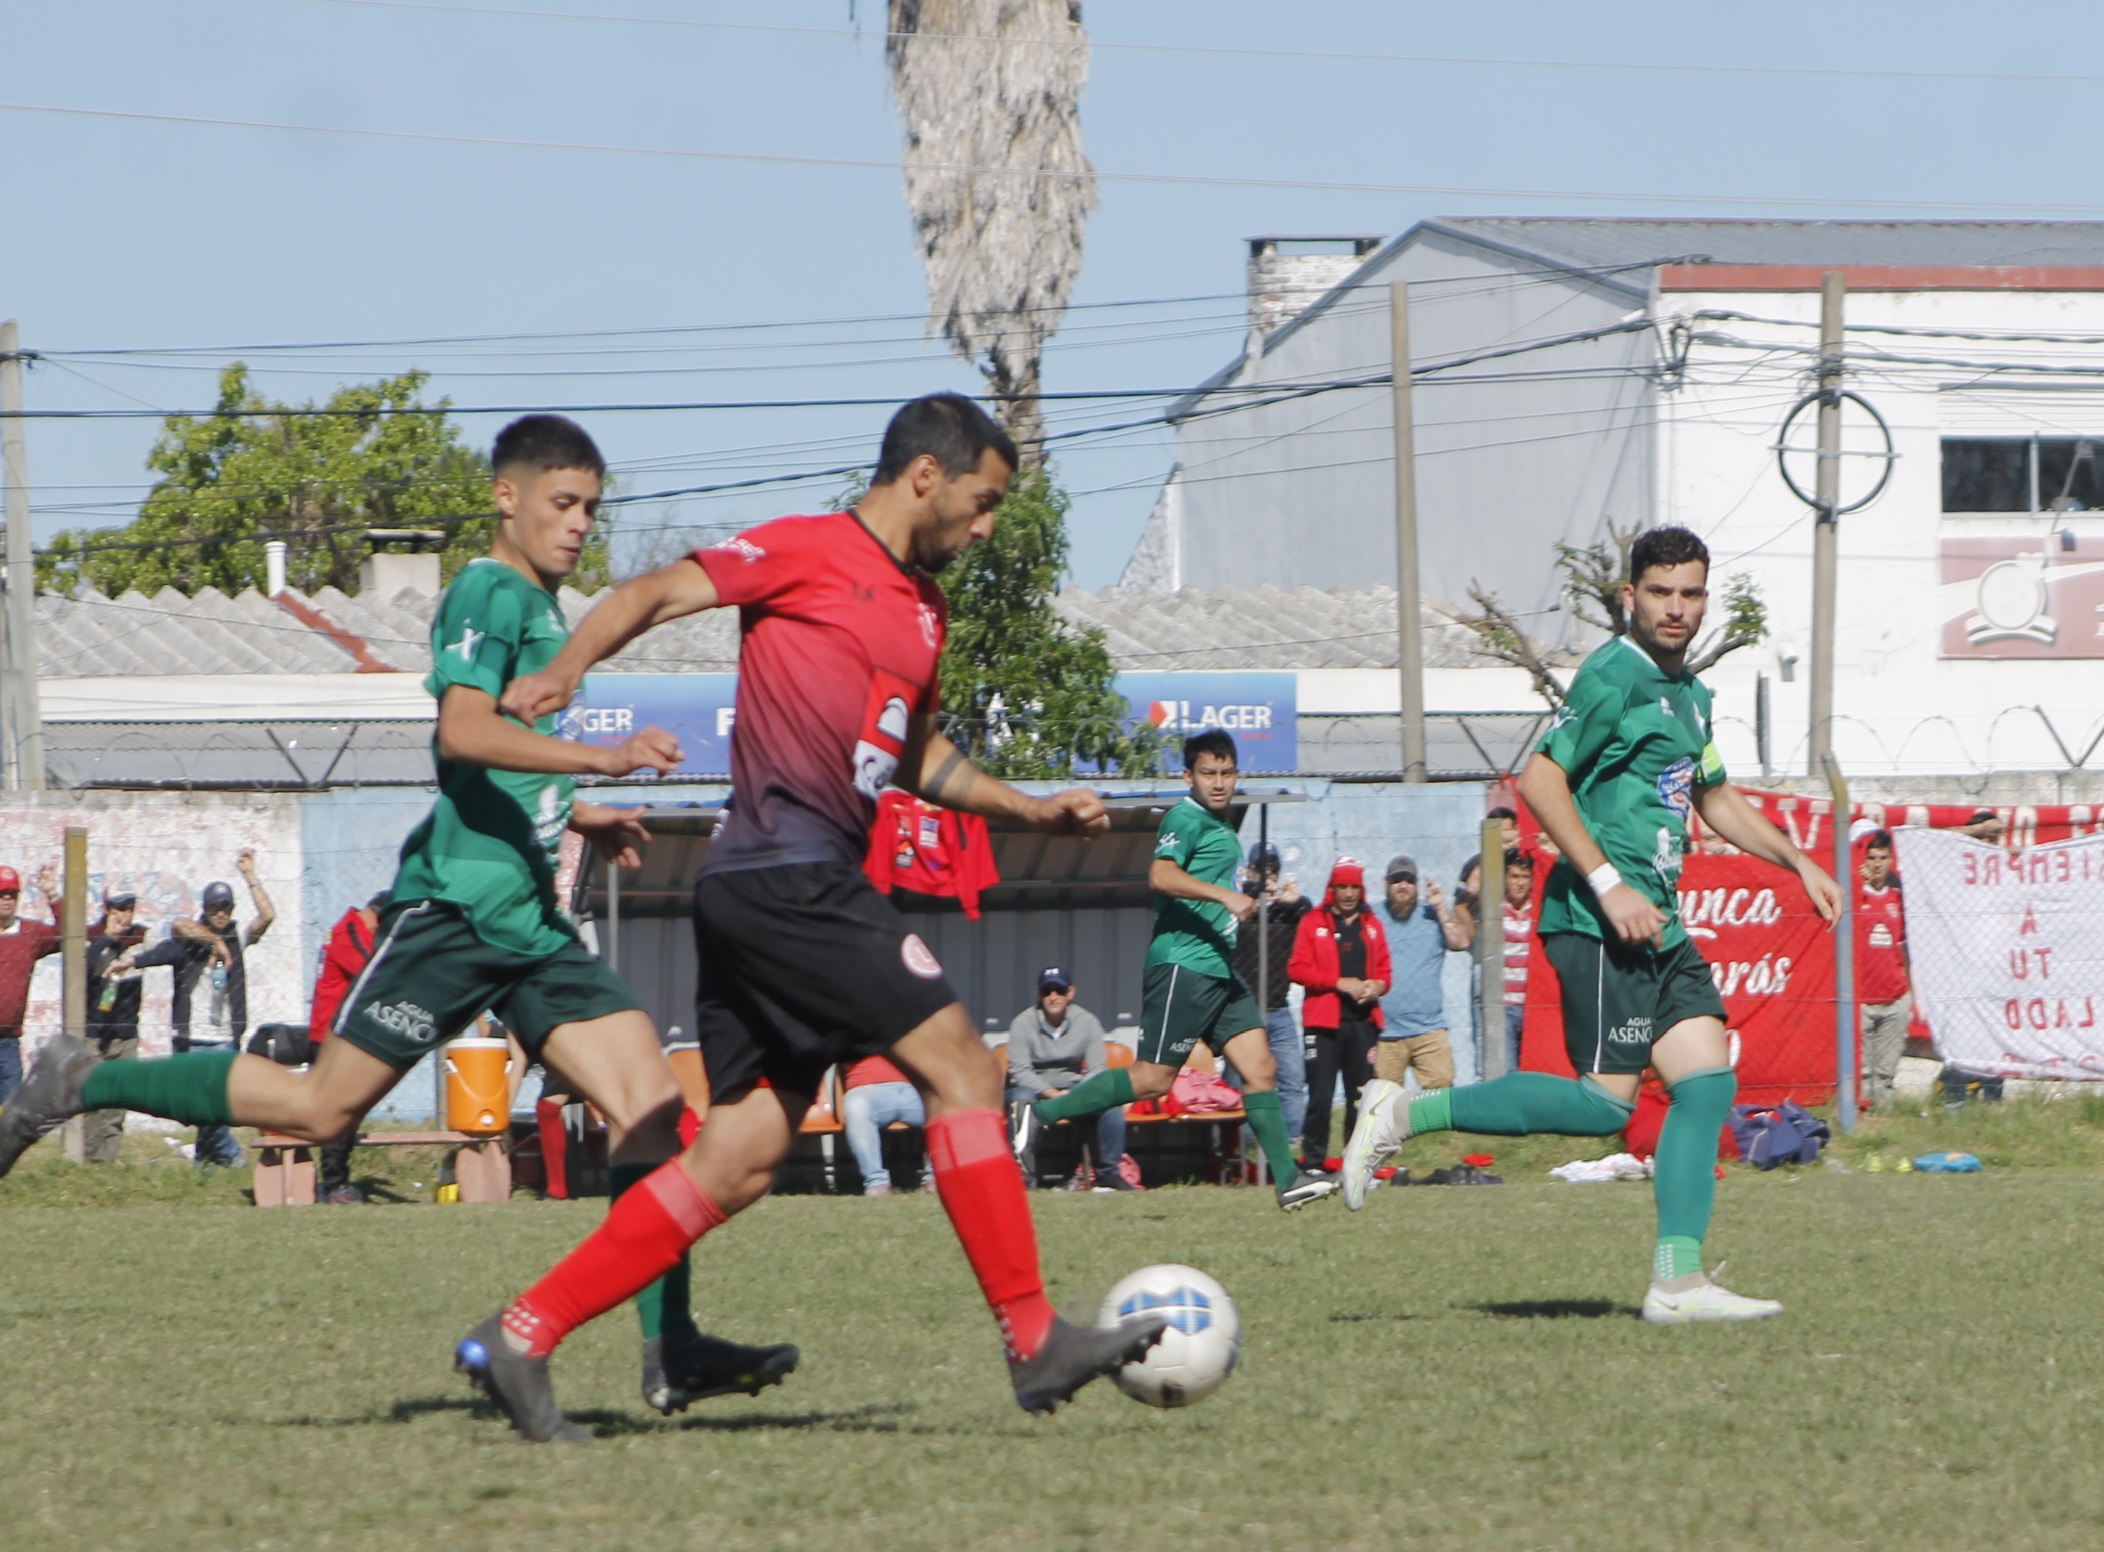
[0,415,797,1431]
[1341,527,1842,1321]
[1022,730,1337,1209]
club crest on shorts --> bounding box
[900,933,943,979]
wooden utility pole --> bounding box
[62,827,87,1038]
[1389,282,1427,783]
[1806,273,1845,776]
[1,320,45,791]
[1475,819,1506,1079]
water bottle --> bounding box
[210,964,229,994]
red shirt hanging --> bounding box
[863,790,1000,919]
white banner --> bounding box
[1893,828,2104,1079]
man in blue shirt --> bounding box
[1373,855,1470,1091]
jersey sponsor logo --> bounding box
[711,535,766,564]
[900,933,943,979]
[361,997,437,1045]
[1652,824,1683,883]
[533,784,568,853]
[1657,756,1696,820]
[446,624,486,662]
[1659,695,1674,717]
[1155,832,1182,858]
[1605,1014,1654,1046]
[917,602,940,650]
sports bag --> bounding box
[1729,1101,1830,1170]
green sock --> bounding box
[80,1051,239,1125]
[1036,1066,1134,1123]
[1653,1065,1735,1275]
[1406,1087,1454,1134]
[1654,1237,1704,1281]
[611,1162,695,1344]
[1241,1089,1301,1182]
[1442,1072,1633,1137]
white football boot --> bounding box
[1641,1275,1784,1325]
[1339,1077,1411,1212]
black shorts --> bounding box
[1542,931,1728,1077]
[692,862,959,1105]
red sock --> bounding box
[925,1108,1054,1360]
[502,1161,725,1358]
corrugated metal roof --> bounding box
[1439,218,2104,270]
[35,581,1477,678]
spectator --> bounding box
[1500,850,1537,1073]
[76,889,186,1162]
[168,851,275,1168]
[1230,842,1311,1154]
[1374,854,1469,1093]
[840,1053,931,1196]
[1455,807,1522,943]
[0,864,60,1106]
[1290,860,1390,1167]
[1006,968,1132,1190]
[1956,808,2006,846]
[1857,830,1911,1111]
[306,891,389,1203]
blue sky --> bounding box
[8,0,2102,586]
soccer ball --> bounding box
[1099,1264,1240,1408]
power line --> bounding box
[8,98,2100,217]
[305,0,2104,90]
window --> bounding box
[1942,437,2104,513]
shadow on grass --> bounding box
[266,1396,919,1437]
[581,1400,918,1438]
[1464,1298,1637,1320]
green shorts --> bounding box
[334,899,640,1069]
[1541,931,1727,1077]
[1135,961,1263,1069]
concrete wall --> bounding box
[1658,286,2104,781]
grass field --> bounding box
[6,1104,2104,1552]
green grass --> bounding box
[6,1114,2104,1552]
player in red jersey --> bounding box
[463,394,1166,1436]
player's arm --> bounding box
[901,715,1110,839]
[570,800,651,869]
[1149,855,1258,923]
[1426,878,1472,951]
[235,850,275,944]
[501,558,720,724]
[1515,750,1665,946]
[437,686,679,780]
[1693,781,1841,922]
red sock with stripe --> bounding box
[925,1108,1054,1361]
[500,1161,726,1358]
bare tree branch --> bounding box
[1445,583,1569,708]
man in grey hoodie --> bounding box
[1005,967,1134,1190]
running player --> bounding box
[466,393,1166,1438]
[1018,730,1336,1208]
[0,415,796,1418]
[1340,526,1841,1322]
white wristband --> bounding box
[1586,863,1623,899]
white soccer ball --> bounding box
[1099,1264,1240,1408]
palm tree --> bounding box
[887,0,1095,464]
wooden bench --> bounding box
[255,1130,512,1206]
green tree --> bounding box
[37,365,610,596]
[934,466,1157,779]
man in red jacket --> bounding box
[1289,860,1390,1167]
[0,865,61,1107]
[308,892,389,1203]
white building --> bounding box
[1129,219,2104,788]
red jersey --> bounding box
[1502,899,1534,1006]
[309,907,378,1043]
[1856,881,1909,1005]
[864,791,1000,918]
[0,915,60,1038]
[696,513,948,873]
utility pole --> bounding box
[1806,274,1844,777]
[1,320,46,791]
[1389,282,1427,783]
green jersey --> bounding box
[1536,635,1725,949]
[392,558,578,956]
[1147,796,1244,977]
